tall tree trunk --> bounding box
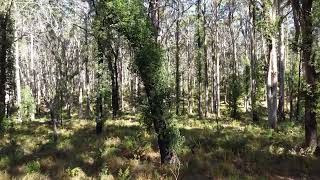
[187,24,193,115]
[265,0,278,129]
[277,1,285,122]
[196,0,203,119]
[203,2,208,118]
[300,0,317,147]
[296,56,302,121]
[110,46,120,118]
[216,42,220,118]
[96,39,106,134]
[267,36,278,129]
[145,0,179,164]
[250,0,258,122]
[15,31,21,123]
[119,48,124,112]
[211,38,216,114]
[175,7,180,116]
[0,12,9,129]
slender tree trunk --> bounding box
[250,0,258,122]
[296,55,302,121]
[277,1,285,122]
[175,8,180,116]
[196,0,203,119]
[187,25,193,115]
[211,39,216,114]
[119,48,123,112]
[215,31,221,118]
[203,2,208,118]
[289,45,295,121]
[15,31,22,123]
[84,15,91,119]
[111,48,120,118]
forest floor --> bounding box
[1,107,320,179]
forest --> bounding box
[0,0,320,179]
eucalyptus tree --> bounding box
[92,0,182,164]
[0,2,15,129]
[196,0,204,119]
[250,0,258,122]
[260,0,278,129]
[292,0,319,148]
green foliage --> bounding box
[21,86,36,121]
[93,0,183,154]
[163,124,185,152]
[227,74,241,119]
[25,160,40,174]
[118,166,131,180]
[256,0,277,39]
[0,117,12,132]
[66,167,86,177]
[99,164,110,176]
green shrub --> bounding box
[99,164,111,177]
[21,86,36,121]
[118,166,131,180]
[26,160,40,174]
[227,74,241,119]
[0,117,12,132]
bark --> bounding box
[277,1,285,122]
[175,8,180,115]
[250,0,258,122]
[15,32,21,123]
[95,39,105,134]
[300,0,317,147]
[267,36,278,129]
[196,0,203,119]
[119,48,123,111]
[187,24,193,115]
[84,15,91,119]
[0,12,8,129]
[216,41,220,118]
[13,2,21,123]
[110,47,120,118]
[79,67,84,118]
[211,38,216,114]
[296,55,301,121]
[203,2,208,118]
[265,0,278,129]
